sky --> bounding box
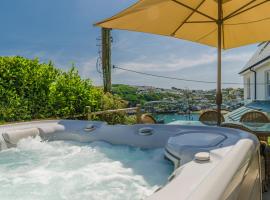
[0,0,259,89]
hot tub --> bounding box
[0,120,261,200]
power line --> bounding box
[113,65,266,85]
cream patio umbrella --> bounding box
[95,0,270,125]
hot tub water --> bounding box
[0,136,173,200]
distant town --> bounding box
[112,84,244,113]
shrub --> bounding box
[48,66,103,117]
[91,93,130,124]
[0,56,128,124]
[0,56,60,120]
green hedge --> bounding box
[0,56,126,123]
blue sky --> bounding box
[0,0,258,89]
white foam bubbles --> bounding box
[0,137,173,200]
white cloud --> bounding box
[79,57,103,85]
[223,52,253,62]
[114,51,253,73]
[80,57,98,75]
[116,54,214,72]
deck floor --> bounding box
[263,191,270,200]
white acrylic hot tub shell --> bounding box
[0,120,261,200]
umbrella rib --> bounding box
[223,0,257,21]
[195,28,217,42]
[225,16,270,25]
[171,0,208,36]
[170,0,216,21]
[185,21,216,23]
[224,0,270,21]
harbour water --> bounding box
[155,113,200,124]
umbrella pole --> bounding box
[216,0,222,126]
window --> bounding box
[266,71,270,99]
[247,77,251,99]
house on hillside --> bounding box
[239,42,270,101]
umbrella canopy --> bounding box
[95,0,270,125]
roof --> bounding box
[225,101,270,122]
[224,106,255,122]
[239,42,270,74]
[246,100,270,112]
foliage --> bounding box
[48,67,103,117]
[91,93,130,124]
[112,84,172,106]
[112,84,139,106]
[0,56,59,121]
[0,56,126,124]
[123,115,137,125]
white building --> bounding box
[239,42,270,101]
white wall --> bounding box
[242,61,270,101]
[243,72,255,100]
[256,63,270,100]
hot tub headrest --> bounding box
[2,128,40,146]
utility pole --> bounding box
[101,28,112,93]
